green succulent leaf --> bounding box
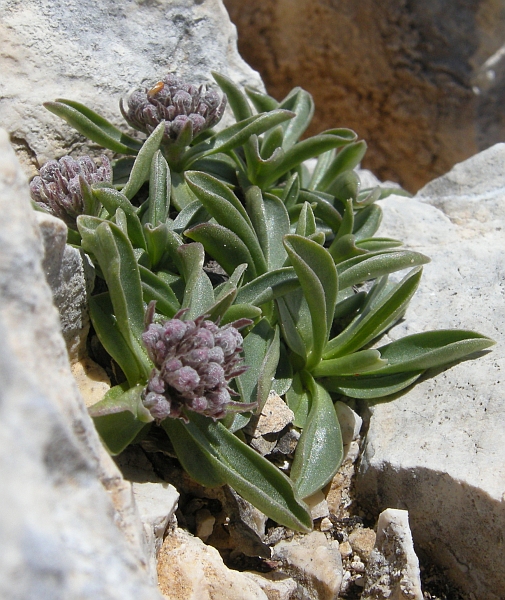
[368,330,495,375]
[236,320,280,419]
[312,350,387,377]
[221,303,263,325]
[337,249,430,290]
[78,219,150,382]
[255,129,358,188]
[277,87,315,149]
[295,202,317,237]
[185,222,257,280]
[329,171,360,203]
[318,141,368,193]
[138,265,180,318]
[177,243,215,319]
[356,237,403,252]
[245,86,280,112]
[143,222,171,269]
[235,267,299,306]
[163,415,312,532]
[44,99,142,154]
[171,171,199,210]
[145,150,171,226]
[286,372,310,428]
[284,234,338,369]
[290,376,343,499]
[322,371,424,399]
[297,189,343,233]
[89,384,153,455]
[121,122,165,200]
[171,200,210,233]
[328,233,368,264]
[92,187,147,251]
[212,71,253,121]
[324,267,423,359]
[353,204,383,241]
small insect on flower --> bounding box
[141,301,256,423]
[147,81,165,97]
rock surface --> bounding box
[356,144,505,600]
[0,127,163,598]
[1,0,264,178]
[223,0,505,191]
[362,509,423,600]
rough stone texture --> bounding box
[273,531,343,600]
[1,0,264,179]
[132,482,180,578]
[223,0,505,192]
[36,211,95,362]
[243,571,298,600]
[362,509,423,600]
[157,527,269,600]
[71,356,111,408]
[0,127,163,598]
[356,144,505,600]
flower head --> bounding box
[30,155,111,227]
[120,73,227,146]
[142,303,255,422]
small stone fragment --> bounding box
[304,489,330,520]
[320,517,333,532]
[273,531,343,600]
[195,508,215,541]
[335,401,362,449]
[339,541,353,559]
[348,527,376,561]
[361,508,423,600]
[250,392,294,437]
[157,528,268,599]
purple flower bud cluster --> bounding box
[142,306,255,422]
[30,155,112,227]
[120,74,227,145]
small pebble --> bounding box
[350,559,365,573]
[320,517,333,532]
[339,541,353,558]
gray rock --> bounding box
[0,127,163,598]
[362,509,422,600]
[273,531,343,600]
[356,144,505,600]
[36,212,95,363]
[223,0,505,191]
[1,0,264,178]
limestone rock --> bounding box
[157,527,268,599]
[273,531,343,600]
[71,356,111,407]
[356,144,505,600]
[36,211,95,362]
[1,0,264,178]
[223,0,505,191]
[0,127,163,598]
[362,509,422,600]
[243,571,298,600]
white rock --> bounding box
[71,356,111,408]
[36,212,95,362]
[304,489,330,520]
[132,482,179,578]
[243,571,298,600]
[361,509,423,600]
[157,528,268,599]
[335,401,362,459]
[273,531,343,600]
[0,128,162,598]
[1,0,264,177]
[357,144,505,600]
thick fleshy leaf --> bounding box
[368,330,495,375]
[281,173,300,209]
[353,204,383,240]
[246,187,290,270]
[236,320,280,417]
[277,87,315,149]
[183,110,295,166]
[297,189,342,233]
[89,384,153,455]
[284,234,338,369]
[138,265,180,318]
[143,222,171,269]
[172,200,210,233]
[329,170,360,203]
[260,126,285,161]
[312,350,387,377]
[163,415,312,531]
[321,371,423,399]
[212,71,253,121]
[171,171,199,210]
[177,243,215,319]
[324,268,423,359]
[145,149,171,226]
[319,141,368,193]
[255,129,358,188]
[44,99,142,154]
[356,237,403,251]
[121,123,165,200]
[79,220,150,380]
[286,372,310,428]
[308,149,336,191]
[245,86,280,112]
[92,187,147,250]
[276,295,308,361]
[185,222,257,280]
[328,233,368,264]
[220,303,263,325]
[235,267,299,306]
[295,202,317,237]
[185,171,267,275]
[290,377,343,499]
[337,249,430,290]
